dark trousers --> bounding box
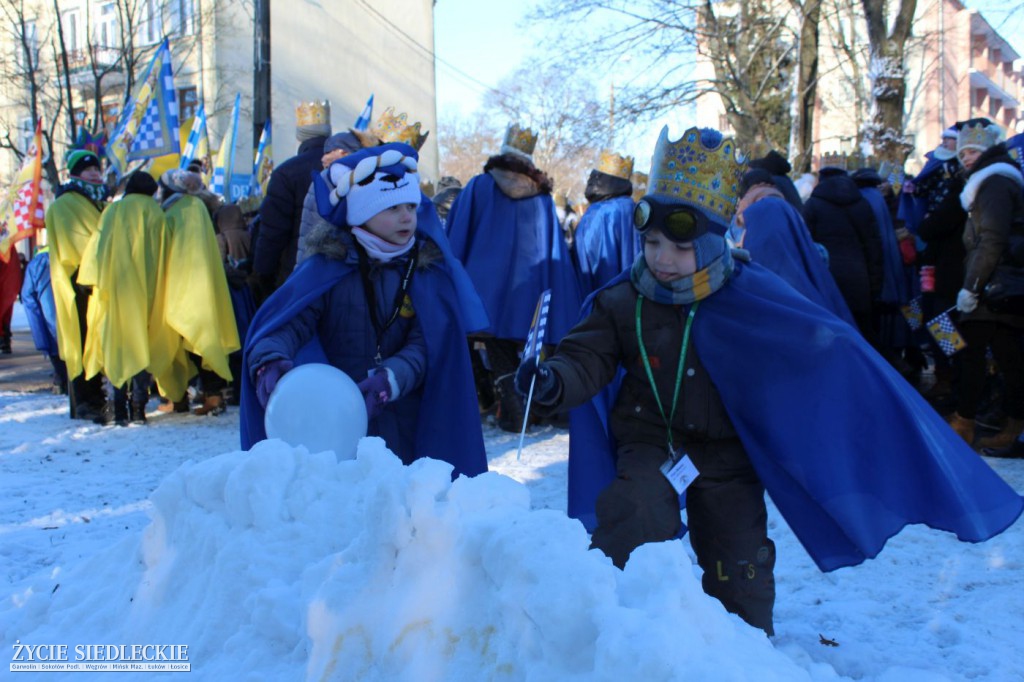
[68,285,103,417]
[103,371,151,421]
[956,320,1024,420]
[589,441,776,635]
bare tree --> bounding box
[481,59,609,200]
[860,0,918,164]
[787,0,822,172]
[437,113,500,187]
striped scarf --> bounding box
[630,248,735,305]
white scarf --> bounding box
[351,227,416,262]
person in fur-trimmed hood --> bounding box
[240,143,487,477]
[946,118,1024,449]
[445,123,583,431]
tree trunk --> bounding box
[788,0,820,173]
[860,0,918,165]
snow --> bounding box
[1,369,1023,680]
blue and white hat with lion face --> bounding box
[315,142,421,227]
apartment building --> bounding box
[0,0,439,187]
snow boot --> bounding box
[975,417,1024,451]
[129,401,148,424]
[157,398,190,413]
[193,393,226,416]
[945,412,975,445]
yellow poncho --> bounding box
[158,194,240,399]
[45,191,103,379]
[78,194,177,387]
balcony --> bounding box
[56,46,124,88]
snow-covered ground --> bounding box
[1,358,1022,680]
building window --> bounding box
[137,0,161,45]
[178,86,198,120]
[61,9,81,54]
[989,96,1001,118]
[95,2,119,49]
[15,19,39,70]
[169,0,196,36]
[18,117,34,152]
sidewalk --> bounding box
[0,330,60,394]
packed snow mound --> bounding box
[4,438,815,680]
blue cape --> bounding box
[568,263,1023,572]
[239,231,488,478]
[446,173,582,343]
[898,152,949,234]
[573,196,641,298]
[20,250,58,356]
[739,197,855,327]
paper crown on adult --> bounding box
[648,126,746,228]
[819,151,848,170]
[956,120,1003,153]
[296,100,331,127]
[501,123,538,160]
[597,149,634,179]
[372,107,430,150]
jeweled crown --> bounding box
[296,100,331,127]
[501,123,538,159]
[372,107,430,150]
[648,126,746,226]
[597,149,634,180]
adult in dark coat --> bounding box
[946,121,1024,449]
[803,167,884,341]
[749,150,804,211]
[250,101,331,304]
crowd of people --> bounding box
[9,100,1024,637]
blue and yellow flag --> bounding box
[210,94,240,198]
[106,38,180,178]
[250,120,273,199]
[900,296,923,331]
[179,103,208,170]
[926,311,967,357]
[353,94,374,131]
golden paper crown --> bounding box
[596,149,634,179]
[648,126,746,226]
[501,123,538,159]
[819,152,848,171]
[956,121,1002,153]
[631,171,649,202]
[296,100,331,127]
[372,107,430,150]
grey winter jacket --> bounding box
[294,173,333,269]
[248,225,433,455]
[542,279,743,468]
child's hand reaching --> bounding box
[256,359,294,408]
[514,357,561,405]
[358,372,392,420]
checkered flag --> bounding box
[900,296,924,331]
[107,39,180,178]
[521,290,552,364]
[926,311,967,356]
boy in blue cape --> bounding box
[240,143,488,478]
[516,126,1024,636]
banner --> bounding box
[179,103,208,170]
[250,120,273,199]
[0,118,46,261]
[106,38,180,178]
[210,94,241,198]
[353,94,374,131]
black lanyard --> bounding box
[357,243,418,365]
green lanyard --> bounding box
[635,296,699,453]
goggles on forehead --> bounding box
[633,196,711,243]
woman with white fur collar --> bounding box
[946,118,1024,450]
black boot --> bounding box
[129,401,148,424]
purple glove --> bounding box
[255,359,294,408]
[357,372,392,420]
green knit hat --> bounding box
[66,150,101,176]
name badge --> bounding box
[660,450,699,495]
